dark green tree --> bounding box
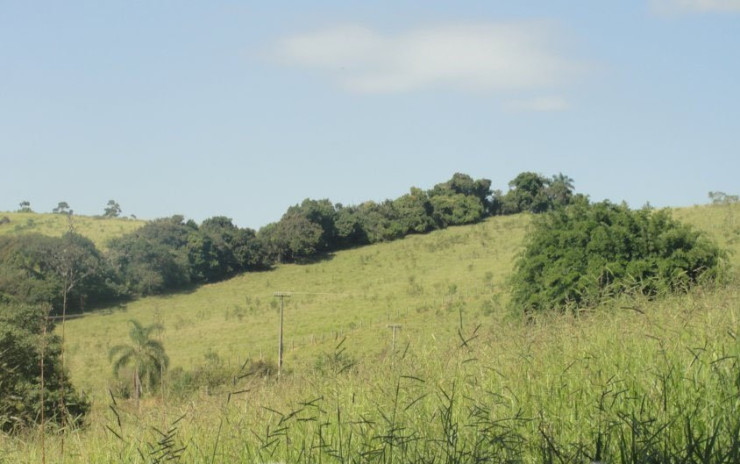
[52,201,72,215]
[429,193,485,227]
[431,173,493,212]
[354,201,405,243]
[107,216,193,295]
[258,213,324,263]
[108,319,168,408]
[103,200,122,218]
[0,233,115,312]
[17,201,32,213]
[284,199,339,251]
[334,205,369,247]
[393,188,437,234]
[547,173,575,208]
[0,304,89,432]
[502,172,552,214]
[510,200,727,314]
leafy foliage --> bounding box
[103,200,122,218]
[511,200,727,313]
[0,232,117,313]
[0,304,89,432]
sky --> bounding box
[1,1,738,229]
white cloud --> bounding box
[273,22,584,95]
[651,0,740,13]
[505,95,571,112]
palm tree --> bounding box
[108,319,169,407]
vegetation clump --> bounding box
[511,200,727,313]
[0,304,89,432]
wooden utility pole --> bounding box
[387,324,402,352]
[274,292,290,378]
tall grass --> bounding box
[4,285,739,463]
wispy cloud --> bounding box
[273,22,585,96]
[505,95,571,112]
[651,0,740,14]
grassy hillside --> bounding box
[64,212,528,395]
[3,203,739,463]
[0,211,144,249]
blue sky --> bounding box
[1,1,738,229]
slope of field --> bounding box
[0,211,144,249]
[3,203,739,463]
[64,213,528,396]
[63,203,740,397]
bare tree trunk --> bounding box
[134,368,141,411]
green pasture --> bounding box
[64,213,528,398]
[0,212,144,249]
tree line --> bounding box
[1,171,577,310]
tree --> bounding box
[547,173,575,208]
[393,188,436,234]
[502,172,552,214]
[0,233,115,312]
[107,216,193,295]
[103,200,122,218]
[17,201,32,213]
[708,191,739,205]
[429,193,485,227]
[108,319,169,408]
[510,200,727,314]
[0,303,89,432]
[52,202,72,215]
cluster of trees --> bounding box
[1,172,579,308]
[510,199,727,314]
[107,215,268,296]
[259,172,578,263]
[14,200,124,217]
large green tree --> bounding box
[0,304,89,432]
[108,319,169,407]
[510,200,727,314]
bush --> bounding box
[510,201,728,314]
[0,304,89,432]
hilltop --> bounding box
[0,211,144,250]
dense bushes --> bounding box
[0,232,118,313]
[511,200,727,313]
[0,304,89,432]
[107,215,268,296]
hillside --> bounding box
[64,203,740,396]
[0,211,144,249]
[64,212,528,395]
[3,203,739,463]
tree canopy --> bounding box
[0,303,89,432]
[510,200,727,314]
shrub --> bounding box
[510,200,727,314]
[0,304,89,432]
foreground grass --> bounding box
[3,285,740,463]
